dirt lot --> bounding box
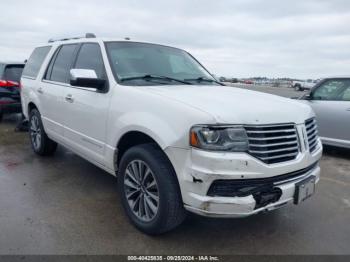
[0,86,350,255]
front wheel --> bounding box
[29,108,57,156]
[295,85,301,91]
[118,144,186,235]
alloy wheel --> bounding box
[124,160,159,222]
[30,115,41,150]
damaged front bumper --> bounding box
[165,140,322,218]
[184,164,320,217]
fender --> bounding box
[108,111,184,150]
[23,86,43,118]
[103,111,190,173]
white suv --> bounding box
[21,34,322,234]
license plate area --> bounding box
[294,175,316,204]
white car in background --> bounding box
[21,34,322,234]
[292,79,317,91]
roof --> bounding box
[46,33,129,45]
[44,33,177,50]
[46,37,165,46]
[0,61,25,65]
[43,38,188,56]
[322,75,350,79]
[46,37,128,45]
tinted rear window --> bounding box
[3,65,24,82]
[22,46,51,78]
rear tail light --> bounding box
[0,80,7,87]
[0,80,20,87]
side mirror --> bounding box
[70,69,106,90]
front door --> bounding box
[307,78,350,145]
[62,43,111,165]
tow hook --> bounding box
[253,188,282,209]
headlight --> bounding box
[190,125,248,152]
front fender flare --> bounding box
[109,111,185,150]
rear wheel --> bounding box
[295,85,301,91]
[118,143,186,235]
[29,108,57,156]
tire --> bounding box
[0,110,3,122]
[118,143,186,235]
[295,85,301,91]
[29,108,57,156]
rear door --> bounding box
[41,44,78,138]
[21,46,52,116]
[61,43,111,164]
[307,78,350,145]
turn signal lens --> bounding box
[190,131,199,147]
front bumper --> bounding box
[184,164,320,217]
[165,137,322,218]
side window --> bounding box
[44,48,59,80]
[73,43,106,79]
[22,46,51,78]
[341,87,350,101]
[312,79,349,101]
[49,44,77,83]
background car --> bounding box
[299,76,350,149]
[243,79,253,84]
[292,79,317,91]
[0,62,24,121]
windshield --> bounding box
[105,42,216,86]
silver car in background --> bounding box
[299,77,350,149]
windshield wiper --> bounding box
[185,77,225,86]
[119,74,192,85]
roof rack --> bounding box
[48,33,96,43]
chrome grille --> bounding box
[245,123,299,164]
[305,118,319,153]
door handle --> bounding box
[65,94,74,103]
[37,87,43,94]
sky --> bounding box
[0,0,349,79]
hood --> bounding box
[144,85,314,125]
